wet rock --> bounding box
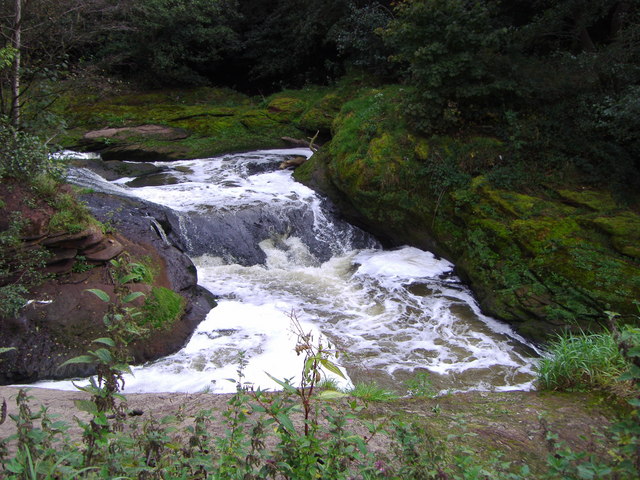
[68,157,165,181]
[296,93,640,342]
[83,124,189,142]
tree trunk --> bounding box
[11,0,22,130]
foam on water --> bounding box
[125,149,315,213]
[37,149,539,394]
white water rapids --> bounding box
[38,149,540,394]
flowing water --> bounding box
[44,149,540,394]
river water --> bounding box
[44,149,539,394]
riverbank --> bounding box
[0,385,620,477]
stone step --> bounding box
[82,237,124,262]
[45,248,78,265]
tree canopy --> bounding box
[0,0,638,188]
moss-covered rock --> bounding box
[298,93,343,134]
[297,86,640,342]
[266,97,307,123]
[60,87,323,160]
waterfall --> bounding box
[41,149,539,394]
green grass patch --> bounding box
[347,381,398,402]
[47,192,95,234]
[142,286,185,330]
[537,330,628,392]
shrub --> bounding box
[0,214,49,318]
[0,123,63,182]
[383,0,517,132]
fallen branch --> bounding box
[281,130,320,152]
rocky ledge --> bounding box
[0,185,215,385]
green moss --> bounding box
[142,286,186,330]
[311,85,640,340]
[591,214,640,238]
[60,86,316,158]
[240,110,280,131]
[298,93,343,133]
[510,217,582,255]
[266,97,306,123]
[413,136,430,160]
[556,189,618,212]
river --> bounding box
[42,148,539,395]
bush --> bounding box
[0,214,49,318]
[383,0,517,132]
[0,122,63,181]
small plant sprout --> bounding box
[404,370,438,398]
[265,311,347,435]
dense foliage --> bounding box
[2,0,638,188]
[84,0,394,91]
[383,0,640,189]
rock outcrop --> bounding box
[0,186,216,385]
[294,87,640,343]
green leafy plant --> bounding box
[71,255,94,273]
[404,371,438,399]
[0,213,49,318]
[59,258,149,465]
[0,122,63,182]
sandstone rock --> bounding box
[83,124,189,142]
[46,248,78,264]
[82,238,124,262]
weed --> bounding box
[405,371,438,398]
[141,286,185,330]
[71,255,94,273]
[537,330,628,393]
[59,257,149,464]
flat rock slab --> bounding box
[82,237,124,261]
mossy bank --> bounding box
[295,86,640,342]
[57,81,362,160]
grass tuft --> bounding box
[347,381,398,402]
[537,330,628,392]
